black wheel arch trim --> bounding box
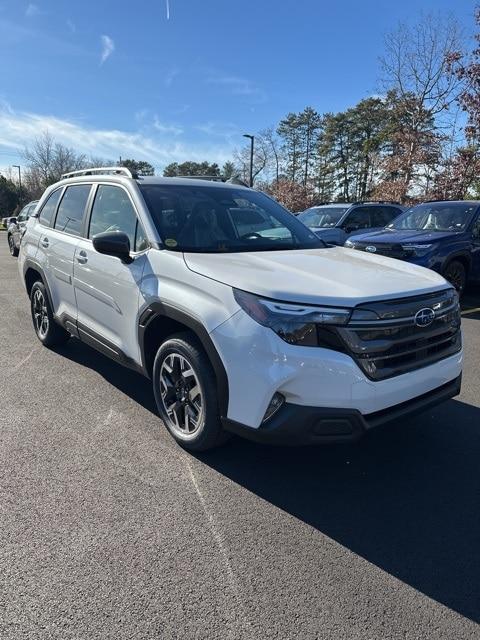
[443,252,472,274]
[23,258,55,310]
[138,302,229,418]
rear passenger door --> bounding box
[73,184,149,364]
[37,184,92,322]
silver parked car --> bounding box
[7,201,38,257]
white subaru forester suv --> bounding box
[19,168,463,450]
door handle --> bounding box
[41,237,49,248]
[76,250,88,265]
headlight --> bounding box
[401,243,432,256]
[344,240,355,248]
[233,289,351,346]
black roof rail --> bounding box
[311,201,351,206]
[177,175,226,182]
[351,200,402,205]
[422,198,475,203]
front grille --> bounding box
[353,242,411,259]
[335,289,461,380]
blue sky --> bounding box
[0,0,476,173]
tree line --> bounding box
[2,10,480,217]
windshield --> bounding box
[140,184,323,252]
[297,206,349,228]
[388,202,477,232]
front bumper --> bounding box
[223,374,462,445]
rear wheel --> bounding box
[8,235,18,257]
[153,333,229,451]
[444,260,466,296]
[30,281,70,347]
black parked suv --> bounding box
[7,201,38,257]
[297,201,404,245]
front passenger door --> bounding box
[74,184,149,365]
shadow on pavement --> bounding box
[461,285,480,320]
[198,399,480,623]
[54,338,480,622]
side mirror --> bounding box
[344,224,358,234]
[9,217,17,225]
[93,231,133,264]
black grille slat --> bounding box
[335,290,461,381]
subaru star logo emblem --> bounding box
[365,245,377,253]
[414,307,435,328]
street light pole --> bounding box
[243,134,254,187]
[12,165,22,203]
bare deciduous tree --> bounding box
[380,13,462,118]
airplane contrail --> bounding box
[166,0,170,20]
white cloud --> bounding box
[153,116,183,136]
[165,0,170,20]
[25,3,40,18]
[195,121,240,139]
[0,103,233,171]
[206,72,267,102]
[100,34,114,65]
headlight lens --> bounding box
[401,243,432,256]
[344,240,355,248]
[233,289,351,346]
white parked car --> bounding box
[19,168,462,450]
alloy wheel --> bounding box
[159,353,204,437]
[32,289,49,339]
[445,263,465,294]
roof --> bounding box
[137,176,249,189]
[56,171,249,191]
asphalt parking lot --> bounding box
[1,239,479,640]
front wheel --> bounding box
[444,260,466,296]
[8,235,18,257]
[30,281,70,347]
[152,333,229,451]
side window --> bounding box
[372,207,399,227]
[89,185,139,251]
[54,185,91,236]
[39,189,63,227]
[27,203,38,218]
[17,205,30,222]
[344,207,371,230]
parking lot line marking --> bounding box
[461,306,480,316]
[11,347,37,373]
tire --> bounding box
[8,235,18,257]
[443,260,467,296]
[152,332,229,451]
[30,281,70,347]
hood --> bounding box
[310,227,340,239]
[352,228,459,244]
[184,247,449,307]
